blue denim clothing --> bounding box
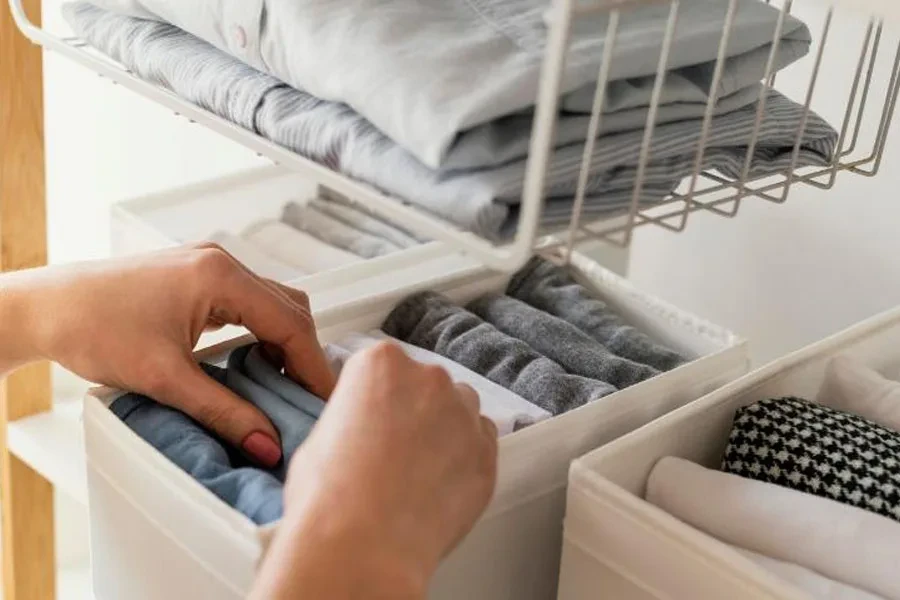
[109,344,326,525]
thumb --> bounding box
[159,361,283,468]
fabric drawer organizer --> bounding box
[83,249,748,600]
[111,167,429,284]
[557,305,900,600]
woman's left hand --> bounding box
[0,244,336,467]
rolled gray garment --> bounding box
[281,202,403,258]
[308,196,424,248]
[382,291,617,415]
[467,293,659,389]
[507,258,688,372]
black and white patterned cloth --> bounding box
[722,397,900,523]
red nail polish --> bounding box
[241,432,282,468]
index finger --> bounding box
[204,259,337,399]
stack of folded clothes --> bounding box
[112,257,687,525]
[644,356,900,599]
[195,191,427,282]
[66,0,838,240]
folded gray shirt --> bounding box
[382,291,618,415]
[508,257,688,372]
[87,0,812,168]
[65,2,837,240]
[467,293,660,389]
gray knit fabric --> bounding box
[63,2,838,240]
[281,202,402,259]
[467,293,660,389]
[382,291,617,415]
[507,258,687,372]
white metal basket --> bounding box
[9,0,900,271]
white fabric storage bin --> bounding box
[110,166,428,283]
[83,250,748,600]
[557,306,900,600]
[110,166,316,256]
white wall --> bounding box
[628,0,900,366]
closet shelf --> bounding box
[7,398,87,506]
[10,0,900,272]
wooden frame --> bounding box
[0,0,56,599]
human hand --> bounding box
[251,342,498,600]
[0,244,336,466]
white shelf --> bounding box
[58,564,93,600]
[7,399,87,506]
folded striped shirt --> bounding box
[65,2,837,240]
[87,0,813,169]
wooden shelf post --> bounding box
[0,0,56,599]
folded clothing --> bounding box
[111,379,285,526]
[281,201,403,259]
[331,331,552,435]
[467,293,660,389]
[205,230,305,281]
[382,291,617,415]
[87,0,813,169]
[818,356,900,434]
[64,3,838,240]
[722,397,900,524]
[110,344,327,525]
[732,546,887,600]
[647,456,900,600]
[507,257,687,371]
[242,220,361,272]
[307,193,425,249]
[225,345,324,480]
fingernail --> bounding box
[242,432,282,468]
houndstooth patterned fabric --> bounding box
[722,397,900,523]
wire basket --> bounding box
[9,0,900,271]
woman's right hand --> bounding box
[251,342,499,600]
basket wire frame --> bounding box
[8,0,900,271]
[544,0,900,266]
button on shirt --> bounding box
[90,0,266,71]
[86,0,811,172]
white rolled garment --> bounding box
[732,547,887,600]
[817,356,900,433]
[205,231,305,282]
[646,457,900,600]
[323,344,352,379]
[332,330,552,436]
[281,201,403,259]
[242,220,361,273]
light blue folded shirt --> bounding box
[110,344,325,525]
